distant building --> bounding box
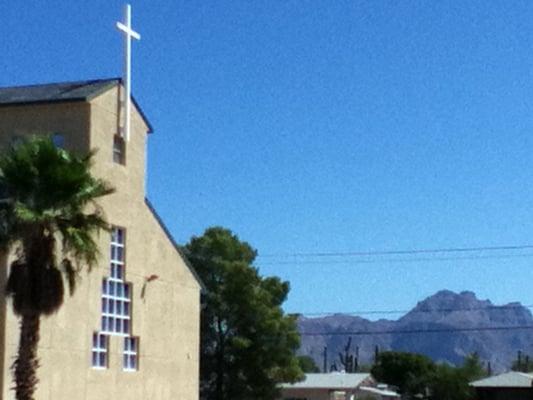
[470,371,533,400]
[279,372,381,400]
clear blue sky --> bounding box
[2,1,533,318]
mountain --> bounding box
[298,290,533,372]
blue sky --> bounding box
[2,1,533,318]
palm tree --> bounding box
[0,136,113,400]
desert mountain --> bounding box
[298,290,533,372]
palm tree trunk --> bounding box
[12,314,40,400]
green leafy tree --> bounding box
[184,227,303,400]
[297,355,320,373]
[511,351,533,372]
[430,354,485,400]
[0,137,112,400]
[431,364,473,400]
[373,351,486,400]
[461,353,487,381]
[371,351,435,397]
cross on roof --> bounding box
[116,4,140,141]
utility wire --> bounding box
[258,244,533,259]
[300,325,533,336]
[259,252,533,266]
[297,303,533,317]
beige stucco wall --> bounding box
[0,85,201,400]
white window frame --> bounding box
[123,336,139,371]
[101,227,132,336]
[91,333,108,369]
[101,279,131,335]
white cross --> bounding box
[116,4,140,141]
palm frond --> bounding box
[60,259,78,296]
[0,135,113,309]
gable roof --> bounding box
[470,372,533,388]
[144,198,205,292]
[0,78,153,133]
[281,373,372,390]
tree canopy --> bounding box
[297,355,320,373]
[184,227,303,400]
[372,351,435,396]
[511,351,533,372]
[0,136,112,400]
[372,351,487,400]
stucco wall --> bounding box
[0,85,201,400]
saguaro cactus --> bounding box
[323,346,328,373]
[338,337,358,373]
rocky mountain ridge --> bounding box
[298,290,533,372]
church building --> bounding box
[0,77,202,399]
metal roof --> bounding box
[0,78,153,133]
[280,373,372,390]
[470,372,533,388]
[359,386,400,397]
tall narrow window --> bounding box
[101,227,131,335]
[93,226,139,371]
[113,135,125,164]
[123,337,139,371]
[91,333,108,369]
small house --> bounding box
[470,371,533,400]
[279,372,377,400]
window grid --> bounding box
[123,337,139,371]
[93,227,140,371]
[101,280,131,335]
[101,227,131,336]
[91,333,108,369]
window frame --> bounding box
[123,336,139,372]
[91,332,109,369]
[113,134,126,165]
[101,227,131,336]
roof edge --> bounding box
[0,77,154,134]
[144,198,206,292]
[87,78,154,134]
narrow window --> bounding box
[94,227,138,371]
[123,337,139,371]
[101,227,131,335]
[52,133,65,148]
[113,135,125,164]
[91,333,108,369]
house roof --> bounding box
[470,372,533,388]
[359,386,400,398]
[281,373,372,390]
[0,78,153,133]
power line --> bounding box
[297,303,533,317]
[258,244,533,259]
[300,325,533,336]
[259,252,533,266]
